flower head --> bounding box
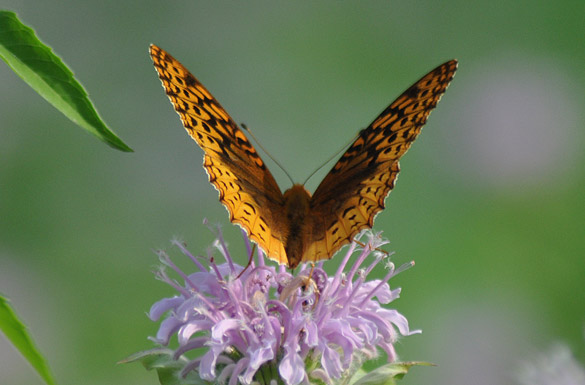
[146,227,418,385]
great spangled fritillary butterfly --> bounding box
[150,44,457,269]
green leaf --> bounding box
[0,10,132,152]
[350,361,435,385]
[0,295,58,385]
[121,348,212,385]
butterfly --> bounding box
[150,44,457,269]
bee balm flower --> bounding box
[135,228,419,385]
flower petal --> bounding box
[321,343,343,379]
[211,318,241,341]
[280,349,305,385]
[178,319,214,345]
[304,318,319,347]
[151,316,182,345]
[148,296,183,321]
[241,343,274,384]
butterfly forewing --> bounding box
[150,45,289,265]
[307,60,458,264]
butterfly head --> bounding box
[283,184,312,211]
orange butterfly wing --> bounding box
[306,60,458,263]
[149,45,289,265]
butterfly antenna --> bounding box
[302,131,360,186]
[241,123,295,185]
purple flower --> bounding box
[146,227,419,385]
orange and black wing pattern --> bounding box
[306,60,458,263]
[150,45,289,264]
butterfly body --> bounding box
[281,184,312,268]
[150,44,457,269]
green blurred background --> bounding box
[1,1,584,385]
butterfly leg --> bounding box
[236,243,257,279]
[353,239,391,257]
[279,263,319,309]
[303,263,321,308]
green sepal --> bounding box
[349,361,435,385]
[121,348,213,385]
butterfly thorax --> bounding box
[282,184,312,269]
